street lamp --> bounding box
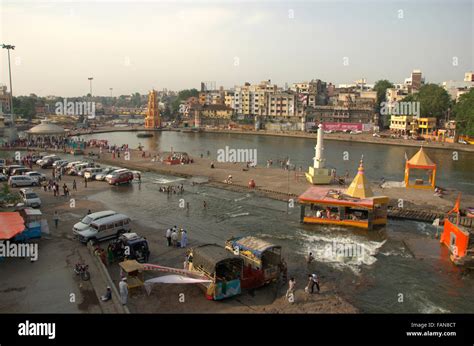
[88,77,93,96]
[2,43,15,125]
[109,87,113,97]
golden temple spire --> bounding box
[345,156,374,199]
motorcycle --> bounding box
[74,263,90,281]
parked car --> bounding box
[0,173,7,181]
[73,210,117,234]
[95,167,117,181]
[106,170,134,185]
[77,163,99,177]
[105,168,128,180]
[19,188,41,208]
[73,213,131,244]
[69,162,95,176]
[38,155,61,168]
[5,165,25,176]
[52,160,69,168]
[25,171,47,182]
[11,167,31,176]
[66,161,85,170]
[84,167,106,180]
[8,175,39,187]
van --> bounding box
[8,175,38,187]
[73,213,131,244]
[11,167,31,176]
[5,165,24,176]
[19,188,42,208]
[73,210,117,233]
[107,170,134,185]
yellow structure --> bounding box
[416,117,436,136]
[345,159,374,199]
[144,90,161,129]
[389,115,415,135]
[404,147,437,189]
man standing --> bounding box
[180,230,187,248]
[119,278,128,305]
[53,211,59,229]
[171,230,178,247]
[73,179,77,191]
[311,273,320,294]
[165,228,172,247]
[84,176,88,188]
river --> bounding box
[79,131,474,194]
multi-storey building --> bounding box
[233,80,278,117]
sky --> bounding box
[0,0,473,97]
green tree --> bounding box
[453,88,474,136]
[403,84,451,119]
[374,79,394,108]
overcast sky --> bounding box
[0,0,472,97]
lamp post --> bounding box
[109,87,113,97]
[88,77,93,97]
[2,44,15,125]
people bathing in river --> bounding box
[305,273,320,294]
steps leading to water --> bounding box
[388,207,474,229]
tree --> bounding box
[453,88,474,136]
[403,84,451,119]
[374,80,394,108]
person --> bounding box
[53,211,59,229]
[87,209,92,215]
[286,277,296,302]
[171,229,178,247]
[181,230,187,248]
[101,287,112,302]
[316,210,322,218]
[306,252,315,265]
[279,258,288,283]
[210,162,215,169]
[119,277,128,305]
[203,201,207,209]
[84,176,88,188]
[165,228,172,246]
[311,273,320,293]
[73,179,77,191]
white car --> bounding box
[53,160,69,168]
[84,167,105,180]
[25,171,46,182]
[19,188,42,208]
[105,168,128,180]
[95,167,118,181]
[8,175,39,187]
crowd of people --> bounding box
[165,226,188,248]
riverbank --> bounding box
[85,148,474,217]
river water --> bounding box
[80,131,474,194]
[85,171,473,313]
[3,131,474,312]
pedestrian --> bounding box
[171,230,178,247]
[84,176,88,188]
[119,277,128,305]
[165,228,172,246]
[306,252,315,265]
[311,273,320,293]
[286,277,296,302]
[279,258,288,283]
[203,201,207,209]
[87,209,92,215]
[73,179,77,191]
[180,230,187,248]
[53,211,59,229]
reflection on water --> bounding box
[80,131,474,194]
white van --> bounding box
[74,213,131,244]
[73,210,117,233]
[8,175,39,187]
[84,167,105,180]
[19,188,42,208]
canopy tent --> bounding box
[404,147,437,189]
[0,212,26,240]
[227,236,279,257]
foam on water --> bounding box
[411,293,451,313]
[153,177,186,184]
[296,229,386,274]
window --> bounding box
[107,223,114,229]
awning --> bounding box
[228,236,280,257]
[0,212,26,240]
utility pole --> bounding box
[2,44,15,125]
[109,87,113,97]
[88,77,93,96]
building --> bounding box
[266,92,296,118]
[416,117,437,136]
[404,70,424,92]
[442,74,474,101]
[0,85,11,114]
[464,72,474,82]
[233,80,278,117]
[191,104,233,127]
[389,115,416,135]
